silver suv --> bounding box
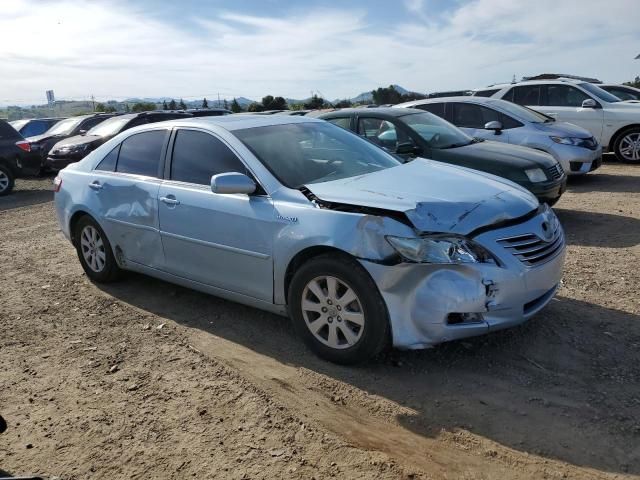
[396,96,602,175]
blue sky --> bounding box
[1,0,639,105]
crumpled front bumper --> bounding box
[359,213,565,349]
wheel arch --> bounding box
[69,210,92,246]
[283,245,355,304]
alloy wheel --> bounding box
[0,171,9,193]
[80,225,106,273]
[301,275,365,349]
[619,132,640,161]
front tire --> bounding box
[613,128,640,163]
[0,164,15,197]
[288,253,389,364]
[74,216,121,283]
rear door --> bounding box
[157,128,275,302]
[90,129,169,268]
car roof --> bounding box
[317,107,424,119]
[476,78,588,91]
[149,114,325,132]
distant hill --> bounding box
[347,84,416,104]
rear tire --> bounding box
[74,216,121,283]
[0,164,15,196]
[288,253,389,364]
[613,127,640,163]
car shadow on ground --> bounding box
[566,157,639,194]
[0,189,52,212]
[99,274,640,476]
[555,208,640,248]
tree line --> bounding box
[90,85,427,115]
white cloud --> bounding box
[0,0,638,105]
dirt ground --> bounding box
[1,160,639,479]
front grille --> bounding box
[497,224,564,267]
[545,163,564,180]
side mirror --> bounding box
[79,129,87,135]
[581,99,597,109]
[396,142,420,155]
[211,172,256,195]
[484,120,503,134]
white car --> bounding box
[474,78,640,162]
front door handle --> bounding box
[160,196,180,206]
[89,181,103,191]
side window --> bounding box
[500,114,523,129]
[116,130,167,177]
[512,85,542,106]
[326,117,351,130]
[415,103,445,118]
[22,121,48,137]
[544,85,589,107]
[357,118,409,149]
[95,144,120,172]
[451,103,485,128]
[170,130,247,185]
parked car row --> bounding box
[54,115,565,364]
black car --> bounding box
[9,117,66,138]
[45,111,192,171]
[27,113,118,167]
[318,108,566,205]
[0,120,42,196]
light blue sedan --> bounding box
[54,115,565,364]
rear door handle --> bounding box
[160,196,180,206]
[89,181,103,191]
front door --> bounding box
[158,128,275,302]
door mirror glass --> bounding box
[581,98,597,109]
[396,142,419,155]
[484,120,503,132]
[211,172,256,195]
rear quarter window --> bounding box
[116,130,168,177]
[415,103,445,118]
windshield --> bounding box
[234,122,401,188]
[579,83,621,103]
[45,117,83,136]
[400,112,473,149]
[86,116,130,137]
[488,99,552,123]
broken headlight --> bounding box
[385,235,498,265]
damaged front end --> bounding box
[294,161,564,349]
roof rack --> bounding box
[522,73,602,83]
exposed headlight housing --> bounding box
[525,168,547,183]
[385,235,498,265]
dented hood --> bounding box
[305,159,539,234]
